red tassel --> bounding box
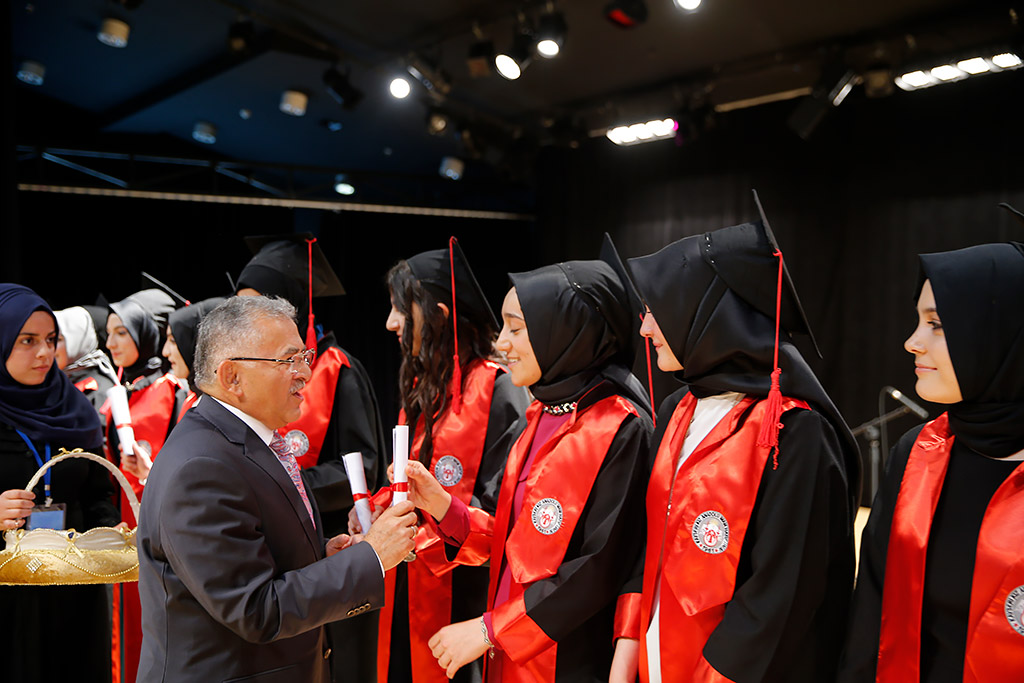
[641,312,656,428]
[451,354,463,414]
[757,368,784,469]
[449,236,462,414]
[305,237,317,353]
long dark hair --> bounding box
[387,260,496,464]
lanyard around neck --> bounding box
[15,430,52,505]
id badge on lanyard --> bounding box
[15,430,67,531]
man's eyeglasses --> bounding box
[229,348,315,372]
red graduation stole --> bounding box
[640,393,808,683]
[486,394,638,683]
[877,413,1024,683]
[74,376,99,393]
[283,345,349,469]
[375,360,501,683]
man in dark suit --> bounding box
[137,295,416,683]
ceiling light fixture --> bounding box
[334,174,355,195]
[467,23,495,78]
[227,18,254,52]
[97,17,130,48]
[439,156,465,180]
[323,67,363,110]
[16,60,45,86]
[605,118,677,145]
[496,29,534,80]
[956,57,989,74]
[673,0,702,10]
[389,77,411,99]
[427,109,451,136]
[192,121,217,144]
[535,7,567,58]
[605,0,648,28]
[279,90,308,116]
[895,51,1022,91]
[992,52,1022,68]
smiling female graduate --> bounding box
[838,240,1024,683]
[619,195,861,683]
[399,255,653,682]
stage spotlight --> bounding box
[536,9,567,58]
[427,110,451,136]
[334,174,355,195]
[17,60,45,86]
[787,67,855,139]
[496,31,534,80]
[673,0,702,10]
[323,67,363,110]
[439,156,465,180]
[467,39,495,77]
[227,19,254,52]
[279,90,308,116]
[192,121,217,144]
[992,52,1022,68]
[605,118,677,145]
[97,17,130,47]
[389,77,411,98]
[956,57,989,74]
[605,0,647,28]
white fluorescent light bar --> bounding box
[606,118,678,146]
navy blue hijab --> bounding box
[0,284,103,448]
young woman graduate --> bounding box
[838,241,1024,683]
[0,284,122,683]
[236,233,389,683]
[103,287,185,683]
[54,305,119,413]
[402,257,653,682]
[162,296,227,417]
[621,201,861,683]
[363,237,529,683]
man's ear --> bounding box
[217,360,245,398]
[436,302,450,319]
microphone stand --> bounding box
[852,406,913,504]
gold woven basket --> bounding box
[0,449,140,586]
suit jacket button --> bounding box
[323,648,332,660]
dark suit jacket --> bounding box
[137,397,383,683]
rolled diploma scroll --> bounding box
[392,425,409,506]
[342,451,373,534]
[106,385,153,469]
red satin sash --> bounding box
[485,395,638,683]
[877,414,1024,683]
[177,391,199,422]
[640,393,808,683]
[376,360,502,683]
[286,346,348,469]
[74,376,99,393]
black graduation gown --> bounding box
[389,370,530,683]
[645,386,854,683]
[0,420,120,683]
[838,426,1020,683]
[66,365,117,415]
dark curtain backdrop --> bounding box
[535,69,1024,498]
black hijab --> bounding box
[109,289,175,382]
[918,242,1024,457]
[168,296,227,390]
[509,260,650,415]
[626,221,859,480]
[0,284,102,447]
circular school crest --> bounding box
[691,510,730,554]
[531,498,563,535]
[434,455,463,487]
[1005,585,1024,637]
[283,429,310,457]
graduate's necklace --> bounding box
[542,401,577,416]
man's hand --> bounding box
[0,489,34,530]
[363,500,417,571]
[326,533,357,558]
[391,461,452,521]
[122,442,152,481]
[428,617,490,679]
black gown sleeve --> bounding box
[300,352,388,536]
[469,372,530,516]
[522,413,652,643]
[702,409,856,683]
[837,425,925,683]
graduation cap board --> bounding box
[405,237,499,333]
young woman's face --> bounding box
[162,325,189,380]
[496,288,543,387]
[6,311,57,386]
[639,309,683,372]
[904,279,962,404]
[385,297,424,357]
[55,332,69,371]
[106,313,140,368]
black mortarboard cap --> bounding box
[406,239,499,332]
[238,232,345,303]
[705,191,821,358]
[599,232,644,322]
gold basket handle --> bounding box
[24,449,141,524]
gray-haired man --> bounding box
[137,296,416,683]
